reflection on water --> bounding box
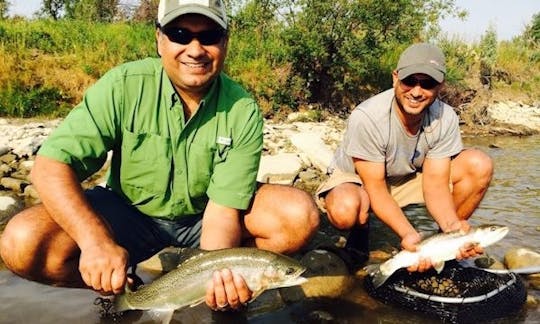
[0,136,538,323]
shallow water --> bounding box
[0,135,539,323]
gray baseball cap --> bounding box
[157,0,228,30]
[396,43,446,83]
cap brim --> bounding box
[160,6,227,30]
[398,65,444,83]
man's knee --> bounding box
[286,188,320,236]
[454,149,493,184]
[325,186,365,230]
[463,149,493,182]
[0,214,33,272]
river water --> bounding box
[0,135,538,323]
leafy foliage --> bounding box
[40,0,119,22]
[0,0,9,19]
[0,1,538,119]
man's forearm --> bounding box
[423,183,461,232]
[31,155,115,249]
[200,200,242,250]
[367,185,416,239]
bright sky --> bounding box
[9,0,540,42]
[439,0,540,42]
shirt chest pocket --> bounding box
[120,129,172,196]
[187,141,217,200]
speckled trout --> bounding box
[365,224,509,288]
[114,247,307,321]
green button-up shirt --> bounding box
[38,58,263,220]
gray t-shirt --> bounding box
[329,89,463,182]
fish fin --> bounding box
[364,264,390,289]
[250,288,267,301]
[433,261,445,273]
[189,297,206,308]
[158,247,206,272]
[148,309,175,324]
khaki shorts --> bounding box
[315,170,425,211]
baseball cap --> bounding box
[396,43,446,83]
[157,0,228,30]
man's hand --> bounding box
[79,241,129,295]
[401,231,432,273]
[444,220,484,260]
[206,269,252,311]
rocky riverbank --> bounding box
[0,101,539,303]
[0,100,539,216]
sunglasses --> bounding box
[400,75,440,90]
[161,27,226,46]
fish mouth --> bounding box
[274,275,308,289]
[273,267,308,288]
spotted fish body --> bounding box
[365,225,509,288]
[114,247,307,314]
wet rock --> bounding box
[0,164,11,177]
[504,248,540,289]
[505,248,540,269]
[0,153,16,164]
[304,310,337,323]
[526,294,538,307]
[0,177,29,193]
[256,153,303,185]
[9,171,30,182]
[474,255,506,270]
[19,160,34,173]
[0,192,25,225]
[0,146,9,156]
[281,249,355,301]
[23,185,40,204]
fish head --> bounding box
[473,224,509,247]
[261,255,307,289]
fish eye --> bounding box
[285,267,295,275]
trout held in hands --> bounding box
[365,224,509,289]
[114,247,307,319]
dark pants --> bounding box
[85,186,202,266]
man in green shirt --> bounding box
[0,0,319,311]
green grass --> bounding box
[0,18,538,119]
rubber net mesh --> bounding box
[364,261,527,323]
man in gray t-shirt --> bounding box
[317,43,493,273]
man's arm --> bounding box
[354,158,435,271]
[422,157,462,232]
[31,155,128,294]
[200,200,243,249]
[353,158,420,247]
[422,157,482,260]
[200,200,252,310]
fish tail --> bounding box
[364,263,391,289]
[113,293,132,312]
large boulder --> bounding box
[504,247,540,290]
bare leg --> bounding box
[0,205,83,287]
[450,149,494,220]
[243,184,319,254]
[324,182,369,230]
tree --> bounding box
[132,0,159,23]
[40,0,72,20]
[479,25,497,88]
[0,0,9,19]
[280,0,461,110]
[524,12,540,44]
[72,0,119,22]
[40,0,119,22]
